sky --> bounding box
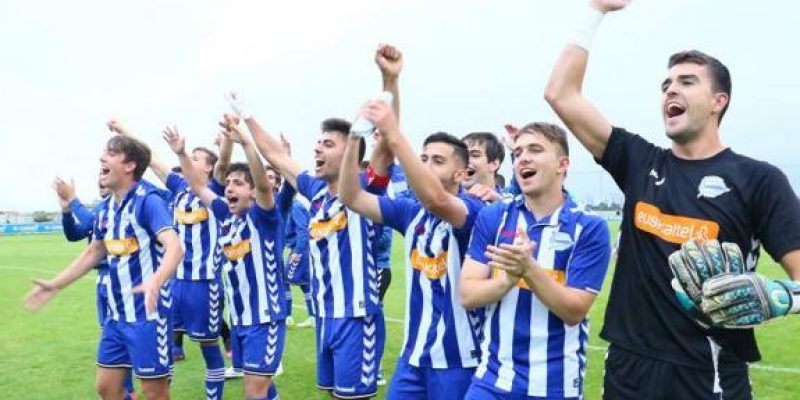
[1,0,799,212]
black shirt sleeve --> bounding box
[750,163,800,261]
[598,127,660,192]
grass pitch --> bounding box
[1,227,798,399]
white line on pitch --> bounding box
[0,265,59,274]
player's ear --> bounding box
[453,167,467,184]
[123,160,137,176]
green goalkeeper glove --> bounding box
[700,273,800,328]
[668,240,746,328]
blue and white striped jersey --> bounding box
[379,193,485,369]
[296,171,388,318]
[210,198,286,326]
[93,180,175,323]
[166,172,223,281]
[467,194,610,399]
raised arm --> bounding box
[23,239,107,311]
[163,126,218,207]
[226,93,303,189]
[53,177,93,241]
[107,119,173,183]
[339,132,384,223]
[363,100,469,228]
[543,0,629,160]
[214,133,233,185]
[369,44,404,176]
[224,115,275,211]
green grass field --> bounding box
[1,227,798,399]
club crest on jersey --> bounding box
[697,176,730,199]
[309,212,347,240]
[649,168,666,186]
[410,249,448,279]
[105,237,140,256]
[174,208,209,224]
[223,239,251,261]
[549,232,574,251]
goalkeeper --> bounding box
[544,0,800,398]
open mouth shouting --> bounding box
[226,194,240,209]
[466,167,477,178]
[314,159,325,173]
[665,100,687,121]
[519,168,537,180]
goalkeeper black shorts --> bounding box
[602,344,752,400]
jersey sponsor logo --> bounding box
[174,208,209,224]
[492,268,565,289]
[223,239,251,261]
[309,212,347,240]
[697,176,731,199]
[410,249,448,279]
[549,231,574,251]
[105,237,140,256]
[634,201,719,244]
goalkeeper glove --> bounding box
[668,239,746,328]
[700,273,800,328]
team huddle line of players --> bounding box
[23,2,800,400]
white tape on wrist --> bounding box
[225,92,252,120]
[350,91,394,138]
[569,6,604,51]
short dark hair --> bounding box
[516,122,569,157]
[192,147,218,167]
[225,162,254,188]
[265,165,282,186]
[106,136,151,181]
[423,132,469,168]
[668,50,732,123]
[321,117,366,161]
[171,166,182,173]
[462,132,505,166]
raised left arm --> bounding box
[363,100,468,227]
[369,44,403,176]
[224,115,275,210]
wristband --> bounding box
[569,6,604,51]
[225,92,252,120]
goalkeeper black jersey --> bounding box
[597,127,800,368]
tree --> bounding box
[32,211,55,223]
